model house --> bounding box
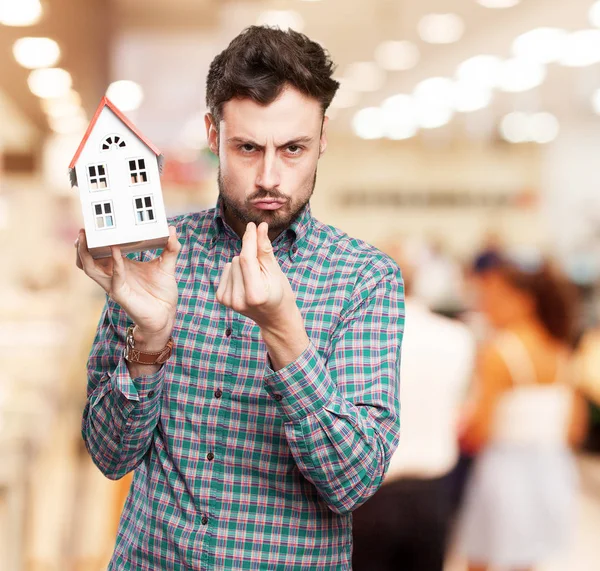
[68,96,169,259]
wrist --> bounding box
[134,323,173,351]
[259,303,303,339]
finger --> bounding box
[78,230,112,291]
[216,262,232,305]
[230,256,246,310]
[110,245,126,294]
[256,223,276,268]
[158,226,181,275]
[74,231,83,270]
[223,258,235,307]
[239,222,262,286]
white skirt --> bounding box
[456,444,578,568]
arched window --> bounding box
[101,134,127,151]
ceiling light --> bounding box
[256,10,304,32]
[48,114,88,135]
[477,0,520,8]
[414,77,454,108]
[374,41,420,71]
[13,37,60,70]
[412,77,455,128]
[344,62,386,93]
[28,68,72,99]
[528,112,559,144]
[512,28,567,64]
[415,103,454,129]
[106,80,144,112]
[500,112,529,143]
[453,82,492,113]
[0,0,42,26]
[418,14,464,45]
[41,89,81,113]
[559,29,600,67]
[497,58,546,92]
[589,1,600,28]
[456,55,503,89]
[352,107,385,140]
[592,89,600,114]
[381,95,418,140]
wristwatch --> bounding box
[124,324,174,365]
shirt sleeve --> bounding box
[82,299,165,480]
[263,262,404,514]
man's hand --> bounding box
[216,222,295,329]
[75,226,181,348]
[216,222,309,370]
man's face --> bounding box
[205,86,328,238]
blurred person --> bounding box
[412,237,465,317]
[574,325,600,452]
[75,26,404,570]
[353,240,475,571]
[457,254,588,571]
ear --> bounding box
[205,113,219,156]
[319,116,329,157]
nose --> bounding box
[256,148,281,190]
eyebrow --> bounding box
[227,136,315,148]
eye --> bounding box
[239,143,256,154]
[286,145,304,156]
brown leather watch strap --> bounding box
[124,325,174,365]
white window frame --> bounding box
[128,157,149,185]
[101,134,127,151]
[92,200,116,230]
[86,163,109,191]
[133,194,157,225]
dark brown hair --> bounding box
[206,26,340,124]
[499,262,578,345]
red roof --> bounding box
[68,96,162,170]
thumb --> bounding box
[159,226,181,274]
[257,222,276,265]
[111,245,126,293]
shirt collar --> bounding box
[209,197,314,259]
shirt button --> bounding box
[225,327,232,337]
[147,390,155,398]
[201,516,209,525]
[207,452,214,461]
[274,394,283,402]
[214,389,223,399]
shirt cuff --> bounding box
[263,342,336,422]
[111,351,165,403]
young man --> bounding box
[76,26,404,570]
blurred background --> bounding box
[1,0,600,570]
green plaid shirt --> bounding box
[83,201,404,570]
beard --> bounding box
[217,166,317,235]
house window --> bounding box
[101,134,126,151]
[129,158,148,184]
[134,195,156,224]
[87,164,108,190]
[93,201,115,230]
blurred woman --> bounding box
[457,255,588,571]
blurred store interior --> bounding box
[1,0,600,570]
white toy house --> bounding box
[69,96,169,259]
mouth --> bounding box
[251,199,287,211]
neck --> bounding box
[506,316,548,339]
